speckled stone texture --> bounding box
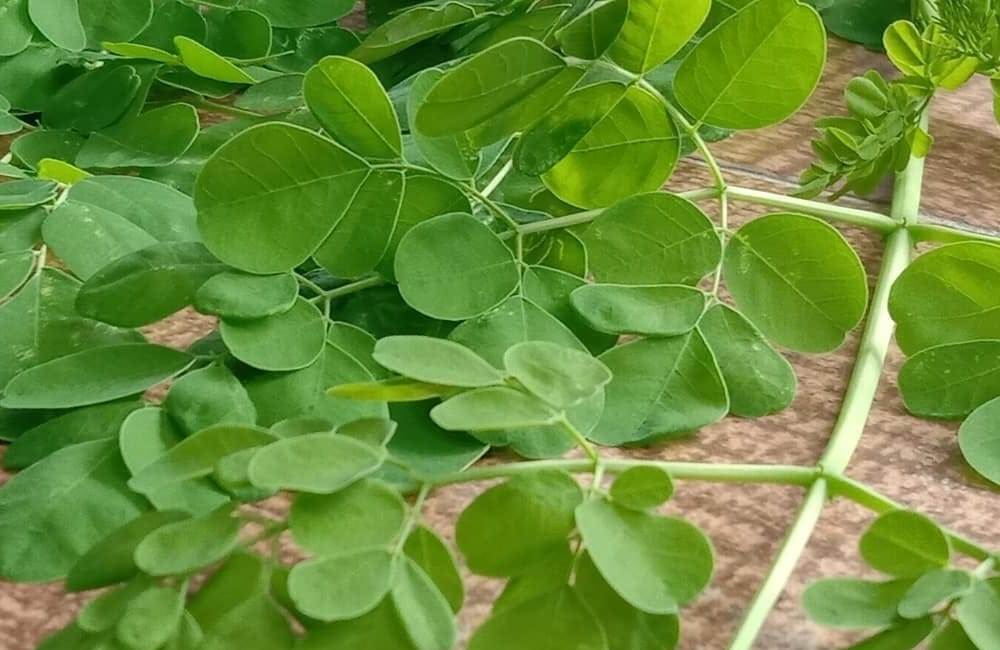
[1,38,998,650]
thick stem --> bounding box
[726,186,898,233]
[727,110,928,650]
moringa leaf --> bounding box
[373,336,506,387]
[858,510,950,578]
[432,386,560,432]
[609,466,675,510]
[570,283,705,337]
[163,363,257,435]
[247,432,385,493]
[194,271,298,320]
[607,0,709,73]
[351,2,483,64]
[958,396,1000,486]
[290,479,407,556]
[220,298,326,372]
[174,36,256,84]
[503,340,611,408]
[803,578,916,629]
[28,0,87,51]
[898,340,1000,419]
[75,103,200,168]
[135,505,241,576]
[288,548,394,621]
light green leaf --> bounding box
[607,0,709,72]
[135,506,241,575]
[576,498,713,613]
[930,620,977,650]
[0,268,143,388]
[723,213,869,353]
[36,159,89,184]
[456,471,581,577]
[79,0,152,48]
[350,2,482,64]
[570,283,705,337]
[395,212,519,320]
[699,303,797,417]
[0,179,58,210]
[674,0,825,129]
[195,122,370,273]
[414,37,567,138]
[846,618,934,650]
[305,55,401,159]
[329,377,451,402]
[204,8,271,60]
[404,525,464,613]
[391,557,457,650]
[2,343,193,410]
[66,510,188,592]
[469,587,606,650]
[78,577,153,632]
[584,192,720,285]
[119,408,231,516]
[233,74,304,114]
[955,580,1000,650]
[220,298,326,371]
[859,510,950,577]
[290,479,406,556]
[42,65,141,132]
[959,396,1000,486]
[431,386,560,432]
[116,585,185,648]
[542,85,679,209]
[127,423,275,496]
[288,548,394,621]
[4,400,141,469]
[898,340,1000,419]
[239,0,353,28]
[0,0,33,56]
[164,363,256,435]
[313,168,405,278]
[574,552,680,650]
[247,432,385,493]
[298,599,413,649]
[803,578,916,629]
[504,340,611,408]
[407,68,485,180]
[76,103,200,168]
[186,552,267,628]
[0,439,147,581]
[889,242,1000,355]
[174,36,255,84]
[897,569,972,619]
[557,0,627,59]
[593,332,728,445]
[0,250,33,299]
[194,272,297,320]
[883,20,924,77]
[373,335,505,388]
[76,242,226,327]
[609,466,674,510]
[522,266,617,355]
[28,0,86,50]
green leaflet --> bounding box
[76,242,227,327]
[385,401,488,481]
[858,510,950,578]
[403,525,465,613]
[699,303,797,417]
[298,599,413,650]
[194,271,298,320]
[0,250,34,299]
[372,336,506,387]
[522,266,617,355]
[391,556,458,650]
[119,408,231,516]
[0,439,148,581]
[75,103,200,168]
[414,38,567,138]
[542,85,679,209]
[127,423,275,497]
[607,0,709,73]
[959,396,1000,486]
[557,0,628,59]
[407,68,484,181]
[247,432,385,493]
[575,553,680,650]
[584,192,720,285]
[135,506,241,576]
[889,242,1000,354]
[723,213,869,353]
[456,471,581,577]
[204,8,272,60]
[351,2,482,64]
[0,179,58,210]
[470,587,606,650]
[609,466,674,510]
[593,332,728,445]
[503,340,611,409]
[234,74,304,114]
[116,584,186,648]
[42,65,142,133]
[0,0,33,56]
[28,0,87,51]
[846,618,934,650]
[195,122,370,273]
[0,46,73,113]
[220,298,326,371]
[78,0,153,49]
[897,569,972,619]
[291,479,407,556]
[570,283,705,337]
[431,386,560,432]
[164,363,257,435]
[395,213,520,320]
[240,0,353,28]
[2,343,193,410]
[174,36,256,84]
[576,498,713,614]
[674,0,826,129]
[803,578,916,628]
[898,340,1000,419]
[288,548,394,621]
[305,56,402,159]
[955,579,1000,650]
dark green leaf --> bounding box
[76,103,200,168]
[859,510,950,577]
[194,271,297,320]
[898,340,1000,419]
[570,283,705,337]
[220,298,326,371]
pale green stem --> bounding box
[393,483,431,555]
[726,109,929,650]
[481,160,513,197]
[726,186,898,233]
[315,275,383,301]
[560,417,601,465]
[188,96,263,119]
